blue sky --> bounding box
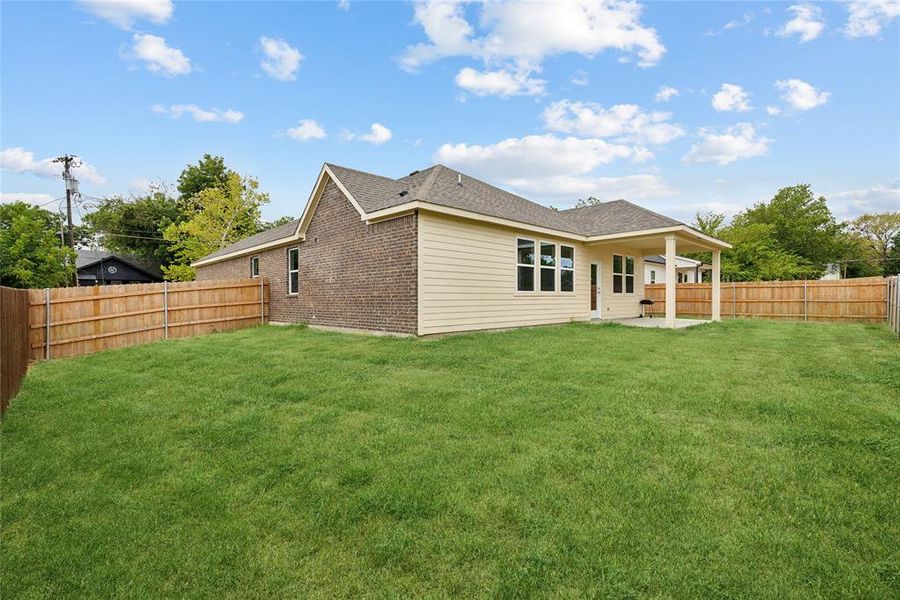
[1,0,898,225]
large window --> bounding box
[287,248,299,295]
[560,245,574,292]
[517,238,535,292]
[540,242,556,292]
[613,254,634,294]
[250,256,259,278]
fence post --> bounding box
[803,280,808,321]
[732,282,736,318]
[44,288,51,360]
[260,277,265,325]
[163,281,169,340]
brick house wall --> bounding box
[195,179,418,334]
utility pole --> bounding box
[52,154,80,248]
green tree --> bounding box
[258,215,295,232]
[84,185,182,267]
[885,232,900,275]
[163,173,269,280]
[0,202,76,288]
[177,154,236,210]
[732,184,843,273]
[847,212,900,275]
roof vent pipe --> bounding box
[457,173,462,186]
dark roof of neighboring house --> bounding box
[644,255,706,266]
[197,162,702,264]
[198,219,302,262]
[76,250,164,279]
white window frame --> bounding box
[539,241,557,293]
[612,254,635,295]
[250,256,259,278]
[287,247,299,295]
[649,269,656,284]
[516,237,536,292]
[560,245,575,293]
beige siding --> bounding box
[593,250,645,320]
[418,211,645,335]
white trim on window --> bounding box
[250,256,259,278]
[613,254,635,294]
[539,241,556,292]
[560,245,574,293]
[287,247,299,295]
[516,237,536,292]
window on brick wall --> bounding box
[287,248,299,295]
[250,256,259,278]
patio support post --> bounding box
[665,235,677,327]
[711,249,721,322]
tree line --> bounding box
[576,184,900,281]
[1,155,292,288]
[689,185,900,281]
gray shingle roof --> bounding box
[197,162,699,264]
[198,218,300,262]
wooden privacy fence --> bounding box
[1,286,30,414]
[645,276,896,325]
[888,275,900,337]
[26,278,269,362]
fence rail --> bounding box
[27,278,269,361]
[1,286,30,414]
[645,276,896,327]
[0,278,269,415]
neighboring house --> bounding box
[644,255,708,284]
[193,163,731,335]
[820,263,841,280]
[76,250,164,286]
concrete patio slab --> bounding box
[595,317,711,329]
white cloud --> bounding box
[844,0,900,37]
[454,67,546,97]
[654,85,679,102]
[286,119,327,140]
[0,192,55,206]
[1,147,107,185]
[826,181,900,218]
[400,0,665,98]
[542,100,685,146]
[506,173,675,203]
[435,134,635,180]
[434,133,671,202]
[344,123,393,145]
[151,104,244,123]
[683,123,771,166]
[775,78,830,110]
[711,83,752,112]
[259,37,303,81]
[778,4,826,42]
[337,0,350,10]
[704,11,755,36]
[570,70,589,86]
[126,33,191,76]
[77,0,172,29]
[766,105,782,116]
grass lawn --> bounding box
[2,320,898,597]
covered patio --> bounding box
[585,225,732,328]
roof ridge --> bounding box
[412,164,442,201]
